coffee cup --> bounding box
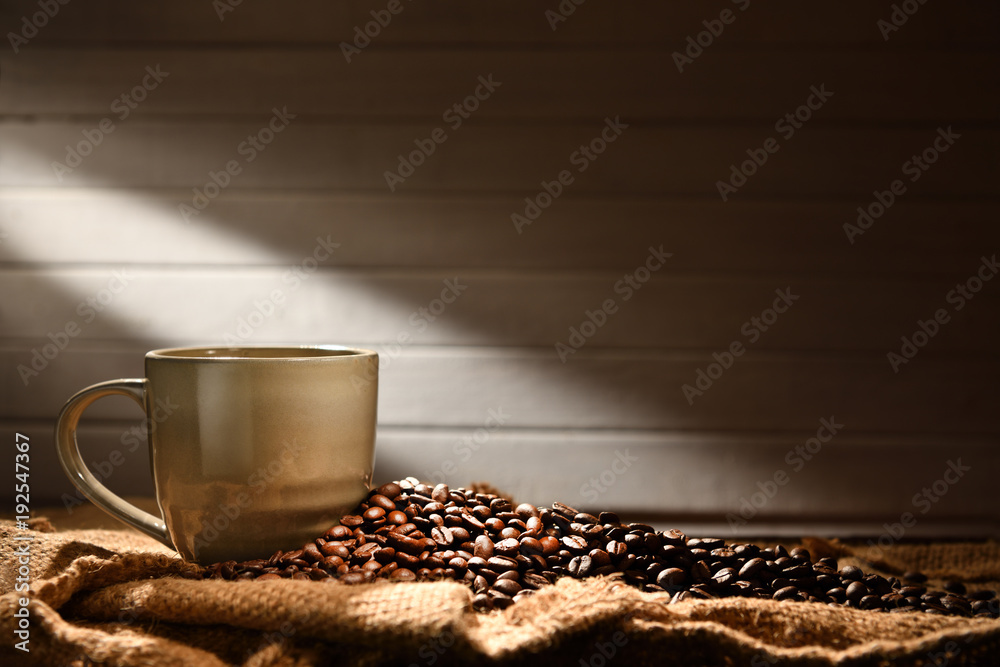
[55,345,378,564]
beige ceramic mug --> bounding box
[55,345,378,564]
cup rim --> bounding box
[146,345,378,361]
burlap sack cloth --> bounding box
[2,518,998,666]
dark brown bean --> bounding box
[773,586,798,601]
[431,526,454,546]
[846,581,869,603]
[495,538,520,557]
[487,556,518,572]
[493,579,521,596]
[739,558,766,579]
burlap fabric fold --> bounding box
[1,520,998,666]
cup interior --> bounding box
[148,346,371,360]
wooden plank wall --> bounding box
[1,1,997,537]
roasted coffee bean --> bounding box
[773,586,799,601]
[376,483,402,499]
[431,526,454,546]
[944,581,967,595]
[606,540,628,559]
[204,479,994,619]
[495,538,520,557]
[493,578,521,596]
[738,558,766,579]
[552,501,579,519]
[589,549,611,568]
[789,547,811,562]
[656,567,686,589]
[846,581,869,603]
[858,595,881,610]
[568,555,593,578]
[691,561,712,582]
[561,535,588,553]
[363,507,386,522]
[474,535,494,559]
[462,513,486,532]
[712,568,737,587]
[599,511,620,525]
[488,556,518,572]
[519,536,544,556]
[538,536,560,556]
[369,494,396,511]
[515,503,539,519]
[782,564,812,580]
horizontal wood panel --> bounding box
[8,421,996,537]
[2,192,997,275]
[4,268,999,351]
[2,123,996,196]
[4,346,999,432]
[1,0,996,47]
[3,50,996,121]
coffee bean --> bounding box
[472,593,493,611]
[493,579,521,596]
[561,535,588,553]
[712,568,737,587]
[487,556,518,572]
[606,540,628,559]
[495,538,520,557]
[691,561,712,581]
[539,536,560,556]
[519,536,543,556]
[782,564,812,580]
[656,567,686,589]
[206,480,994,620]
[377,483,402,499]
[474,535,494,559]
[944,581,967,595]
[568,555,593,578]
[738,558,766,579]
[773,586,798,601]
[903,570,928,583]
[431,526,454,546]
[846,581,868,603]
[859,595,882,610]
[462,513,486,532]
[599,511,620,525]
[552,501,579,519]
[363,507,386,522]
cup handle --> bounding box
[55,378,173,550]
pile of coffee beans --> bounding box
[204,479,997,617]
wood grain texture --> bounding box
[2,122,996,196]
[1,0,996,46]
[1,1,996,530]
[8,420,994,538]
[2,49,996,121]
[2,192,997,274]
[3,267,999,351]
[4,346,999,433]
